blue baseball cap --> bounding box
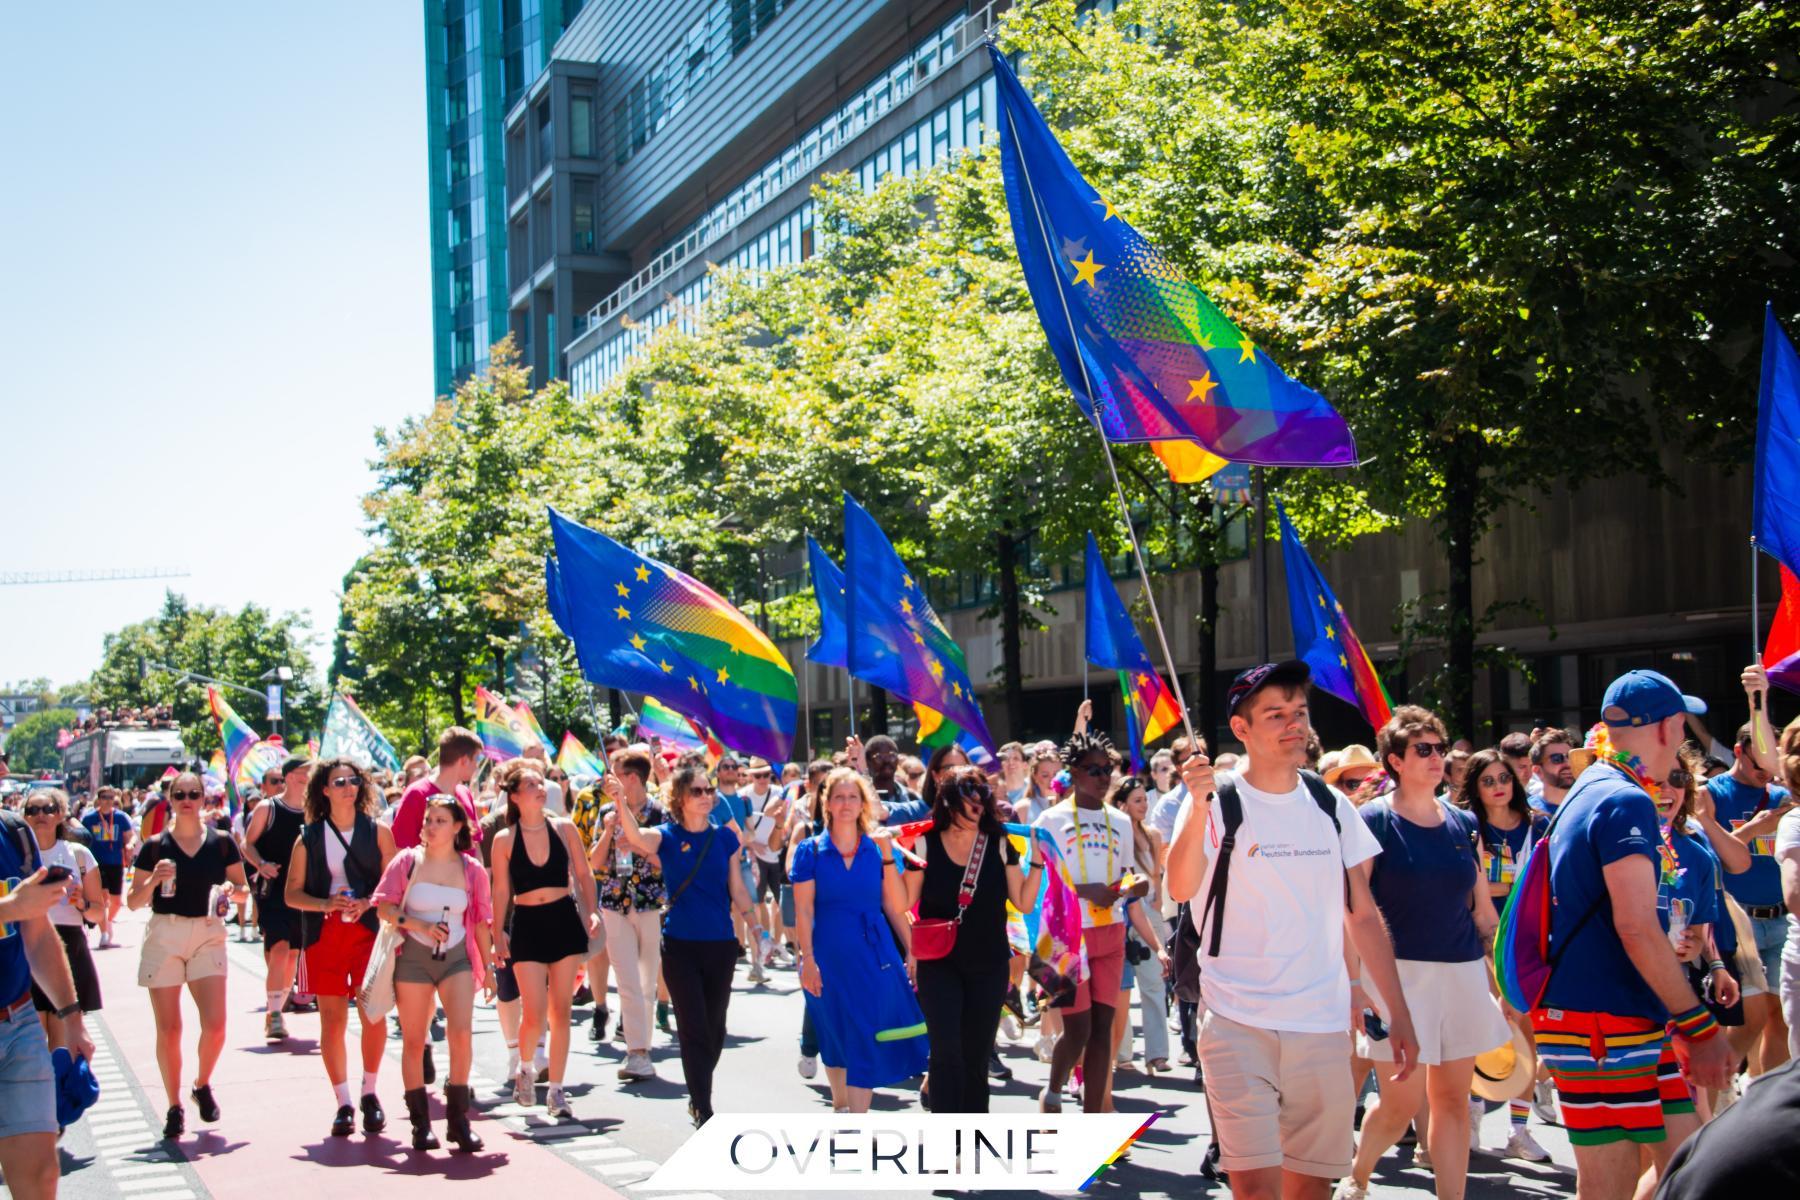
[1600,670,1706,727]
[51,1047,100,1127]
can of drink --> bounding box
[338,887,358,922]
[159,863,177,899]
[1667,897,1691,954]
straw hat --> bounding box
[1470,1022,1537,1103]
[1323,744,1379,787]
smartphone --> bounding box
[40,865,74,883]
[1361,1008,1389,1042]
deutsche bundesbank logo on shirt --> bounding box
[1242,841,1332,860]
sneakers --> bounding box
[545,1084,572,1119]
[97,930,112,949]
[618,1052,656,1081]
[999,1012,1022,1042]
[512,1066,534,1108]
[1037,1084,1062,1113]
[1532,1078,1559,1125]
[191,1084,220,1123]
[1504,1128,1550,1162]
[265,1011,286,1042]
[589,1006,608,1043]
[797,1054,818,1079]
[988,1051,1012,1081]
[1032,1035,1057,1064]
[1332,1180,1368,1200]
[747,960,768,985]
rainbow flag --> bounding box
[638,696,723,760]
[473,687,535,762]
[206,687,285,793]
[556,731,606,778]
[516,701,559,755]
[546,509,797,761]
[204,751,227,791]
[1003,823,1087,989]
[1278,505,1393,731]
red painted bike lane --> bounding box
[87,907,627,1199]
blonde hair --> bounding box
[1779,716,1800,792]
[819,767,880,836]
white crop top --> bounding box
[404,880,468,949]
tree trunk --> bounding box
[868,684,889,738]
[1444,437,1480,740]
[609,688,625,733]
[996,529,1026,742]
[450,669,467,729]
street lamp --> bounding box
[259,666,293,738]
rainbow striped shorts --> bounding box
[1530,1008,1692,1145]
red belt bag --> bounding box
[911,832,986,961]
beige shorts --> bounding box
[1358,957,1510,1065]
[1198,1009,1354,1177]
[138,913,228,989]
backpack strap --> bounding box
[1199,776,1243,957]
[0,809,37,869]
[1299,770,1354,913]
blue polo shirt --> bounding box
[1541,766,1668,1022]
[1706,775,1789,908]
[0,818,43,1007]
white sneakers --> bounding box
[618,1052,655,1081]
[1504,1127,1550,1162]
[545,1084,572,1118]
[1332,1180,1368,1200]
[1032,1035,1057,1064]
[999,1012,1022,1042]
[1532,1078,1559,1125]
[747,960,768,985]
[512,1066,534,1107]
[1037,1084,1062,1113]
[797,1054,818,1079]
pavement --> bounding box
[23,908,1580,1200]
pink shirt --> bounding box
[392,776,481,850]
[374,848,493,988]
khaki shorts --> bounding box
[138,913,228,989]
[1198,1009,1354,1177]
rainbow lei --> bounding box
[1585,723,1682,886]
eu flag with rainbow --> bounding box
[1278,505,1393,731]
[990,46,1356,469]
[1084,534,1182,769]
[546,507,796,763]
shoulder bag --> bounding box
[911,831,987,961]
[358,849,422,1022]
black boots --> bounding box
[445,1084,482,1153]
[404,1087,439,1151]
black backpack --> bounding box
[0,808,38,872]
[1170,771,1348,992]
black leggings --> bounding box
[662,936,738,1117]
[915,958,1009,1113]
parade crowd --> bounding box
[2,659,1799,1200]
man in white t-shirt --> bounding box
[741,758,790,969]
[1168,661,1416,1197]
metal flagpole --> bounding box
[583,688,611,775]
[1002,98,1198,749]
[1752,542,1767,754]
[1254,467,1271,662]
[800,530,813,759]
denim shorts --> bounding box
[0,1001,58,1138]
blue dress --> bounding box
[791,833,929,1089]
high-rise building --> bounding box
[424,0,590,398]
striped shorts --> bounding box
[1530,1008,1692,1146]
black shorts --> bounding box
[259,892,295,947]
[754,858,785,903]
[507,897,588,965]
[33,923,102,1014]
[96,864,124,896]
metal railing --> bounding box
[576,1,999,343]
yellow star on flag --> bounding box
[911,631,925,646]
[928,660,945,681]
[1186,373,1218,403]
[1070,250,1105,287]
[952,681,963,698]
[901,574,914,590]
[1237,337,1257,364]
[1136,673,1150,687]
[1197,333,1215,352]
[614,581,630,598]
[1318,594,1328,608]
[614,605,630,620]
[716,667,730,685]
[659,659,674,673]
[634,565,651,582]
[1095,197,1119,222]
[899,597,913,616]
[1325,626,1336,641]
[629,633,647,652]
[1339,654,1350,669]
[688,675,700,690]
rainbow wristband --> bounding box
[1671,1004,1720,1043]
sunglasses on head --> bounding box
[22,803,59,817]
[1409,741,1446,759]
[169,789,203,800]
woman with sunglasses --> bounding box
[489,759,599,1119]
[285,758,398,1137]
[791,768,925,1113]
[374,794,495,1153]
[128,770,249,1139]
[1339,707,1507,1200]
[22,789,104,1052]
[613,764,755,1127]
[905,766,1041,1113]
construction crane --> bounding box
[0,568,190,586]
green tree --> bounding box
[2,708,78,772]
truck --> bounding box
[60,726,191,793]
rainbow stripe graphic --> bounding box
[637,696,723,761]
[1079,1113,1161,1190]
[556,731,606,778]
[516,701,558,755]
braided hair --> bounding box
[1060,730,1115,769]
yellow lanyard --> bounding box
[1067,800,1114,887]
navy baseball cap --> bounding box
[1600,670,1706,727]
[1228,660,1312,717]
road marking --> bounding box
[568,1145,637,1162]
[107,1163,183,1178]
[591,1159,661,1177]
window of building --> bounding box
[449,204,470,247]
[535,101,552,168]
[570,94,593,157]
[449,141,470,182]
[451,266,473,307]
[572,179,596,253]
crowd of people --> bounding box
[3,660,1800,1200]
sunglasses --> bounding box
[1080,764,1112,779]
[328,775,363,788]
[689,784,717,795]
[1172,753,1191,765]
[22,804,59,816]
[1544,752,1570,765]
[1668,769,1693,789]
[1409,742,1446,759]
[1476,774,1512,790]
[169,789,204,800]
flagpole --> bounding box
[1002,99,1198,749]
[801,528,813,759]
[1254,467,1271,662]
[582,687,611,775]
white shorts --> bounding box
[1358,957,1510,1066]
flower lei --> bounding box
[1584,722,1683,887]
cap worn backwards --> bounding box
[1600,669,1706,728]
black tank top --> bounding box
[254,800,306,874]
[509,820,569,893]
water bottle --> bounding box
[159,861,177,900]
[1666,897,1691,955]
[432,906,450,961]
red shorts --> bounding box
[303,918,378,998]
[1065,922,1126,1015]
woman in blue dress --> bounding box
[792,767,927,1113]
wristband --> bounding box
[1707,960,1727,974]
[1671,1004,1720,1043]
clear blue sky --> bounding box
[0,4,431,693]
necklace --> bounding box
[519,821,547,833]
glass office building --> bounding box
[424,0,588,397]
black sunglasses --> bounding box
[1080,764,1112,779]
[169,789,204,800]
[1668,769,1693,789]
[327,775,363,788]
[1544,752,1570,765]
[22,803,59,816]
[689,784,717,795]
[1409,742,1446,759]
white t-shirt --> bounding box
[42,840,98,927]
[1776,807,1800,967]
[742,787,783,864]
[1033,801,1135,929]
[1174,772,1382,1033]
